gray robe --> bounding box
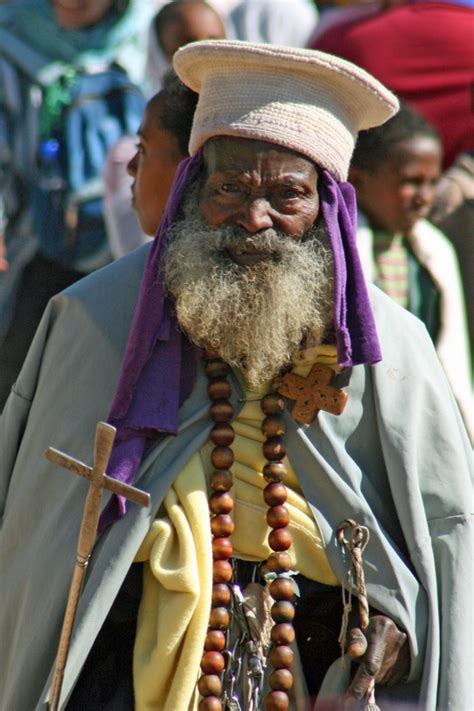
[0,244,472,710]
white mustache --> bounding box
[216,227,300,257]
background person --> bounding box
[104,70,198,258]
[311,0,474,378]
[0,0,156,410]
[145,0,227,94]
[349,103,472,434]
[229,0,319,47]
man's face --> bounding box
[351,135,442,235]
[164,141,333,385]
[52,0,115,29]
[127,98,185,236]
[199,137,320,264]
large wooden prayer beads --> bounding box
[199,357,236,711]
[200,360,297,711]
[270,623,295,646]
[198,674,222,697]
[261,392,295,711]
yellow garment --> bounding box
[133,455,211,710]
[134,344,340,710]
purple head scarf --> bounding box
[99,153,381,531]
[319,169,382,367]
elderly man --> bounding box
[0,41,472,711]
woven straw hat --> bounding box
[173,40,399,181]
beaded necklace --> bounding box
[198,353,347,711]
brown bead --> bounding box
[209,492,233,515]
[209,606,230,629]
[201,650,225,675]
[210,399,234,423]
[207,378,232,401]
[263,482,288,507]
[262,437,287,461]
[212,536,233,560]
[263,462,287,483]
[269,668,293,692]
[210,423,235,446]
[212,583,231,607]
[269,644,294,669]
[264,690,289,711]
[270,623,296,646]
[211,446,234,469]
[211,514,234,537]
[212,559,233,583]
[262,414,285,438]
[269,577,295,602]
[268,527,292,552]
[205,358,231,379]
[204,629,226,651]
[199,696,222,711]
[197,674,222,697]
[210,469,233,492]
[266,505,290,529]
[261,393,286,415]
[266,551,292,574]
[271,601,295,625]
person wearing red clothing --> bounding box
[311,1,474,168]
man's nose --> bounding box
[236,198,273,234]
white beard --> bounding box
[163,185,335,386]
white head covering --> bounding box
[174,40,399,181]
[229,0,318,48]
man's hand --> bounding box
[343,614,410,708]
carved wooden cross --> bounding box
[45,422,150,711]
[274,363,348,425]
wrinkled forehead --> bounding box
[202,136,320,180]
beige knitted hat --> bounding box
[173,40,399,181]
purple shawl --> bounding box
[99,153,381,530]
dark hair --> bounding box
[351,102,441,172]
[150,69,199,156]
[154,0,219,40]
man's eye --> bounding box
[280,188,300,200]
[135,141,144,154]
[220,184,240,193]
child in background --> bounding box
[349,102,472,434]
[104,70,198,256]
[146,0,227,95]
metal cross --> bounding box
[45,421,150,711]
[274,362,348,424]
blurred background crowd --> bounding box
[0,0,472,431]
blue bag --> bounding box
[31,65,145,271]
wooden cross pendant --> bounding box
[45,422,150,711]
[273,363,348,425]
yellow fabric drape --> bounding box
[133,455,211,710]
[134,345,341,709]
